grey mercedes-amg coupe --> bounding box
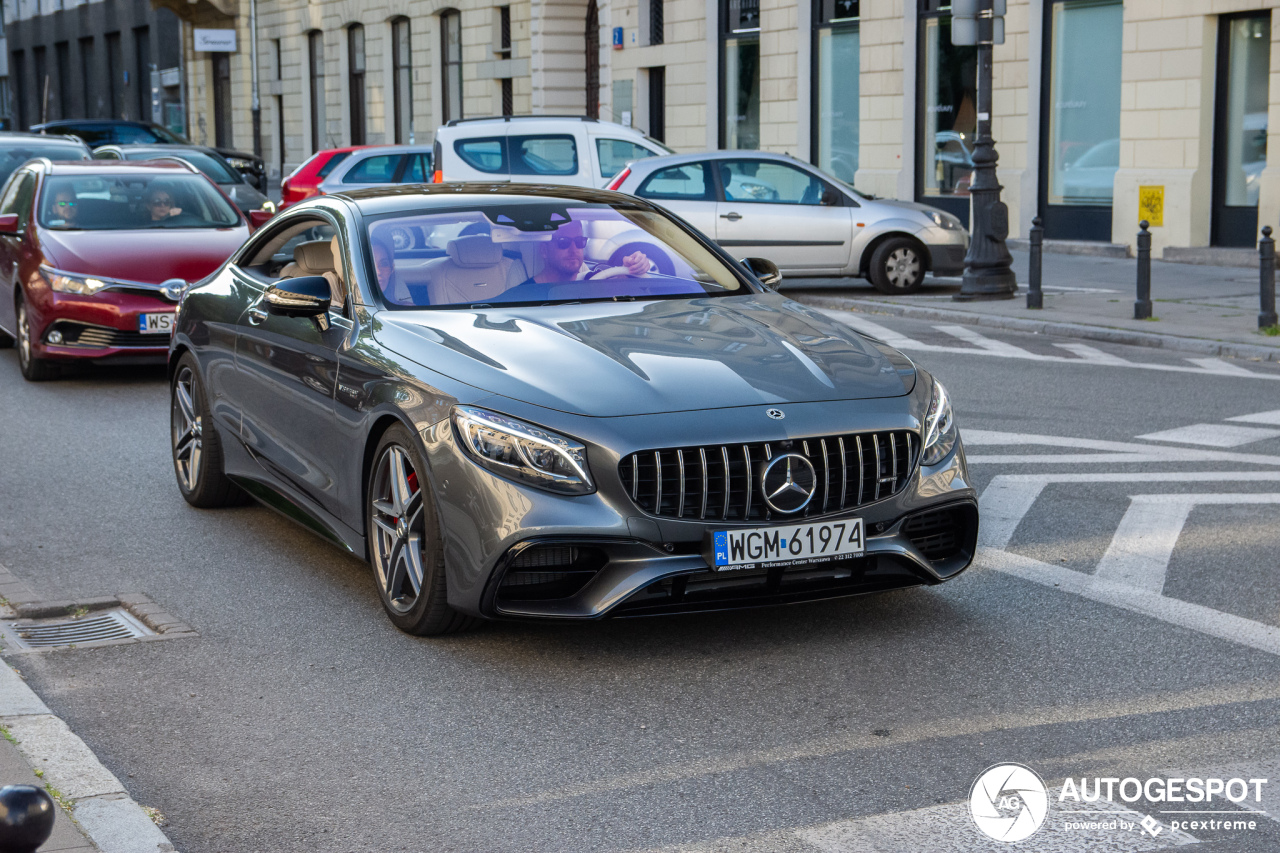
[168,184,978,635]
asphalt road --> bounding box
[2,313,1280,852]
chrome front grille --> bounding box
[620,431,917,522]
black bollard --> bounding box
[0,785,56,853]
[1134,220,1152,320]
[1027,216,1044,309]
[1261,226,1278,329]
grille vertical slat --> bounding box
[677,449,686,518]
[721,446,731,520]
[699,448,709,519]
[622,430,918,521]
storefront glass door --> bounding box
[917,12,977,226]
[1213,13,1270,247]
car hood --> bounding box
[38,226,247,284]
[373,293,914,417]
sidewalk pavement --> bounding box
[0,730,98,852]
[782,249,1280,363]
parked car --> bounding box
[0,160,260,380]
[280,146,377,209]
[30,120,266,190]
[0,132,92,186]
[432,116,672,188]
[608,151,969,293]
[167,183,978,635]
[92,144,273,213]
[313,145,436,197]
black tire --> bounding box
[171,352,243,508]
[868,237,926,295]
[610,242,675,276]
[16,298,59,381]
[366,425,478,636]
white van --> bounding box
[431,116,672,188]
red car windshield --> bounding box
[40,174,241,230]
[365,201,744,310]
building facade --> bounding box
[4,0,184,133]
[8,0,1277,256]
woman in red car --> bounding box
[0,160,252,380]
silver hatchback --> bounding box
[609,151,969,293]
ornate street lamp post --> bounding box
[953,0,1017,301]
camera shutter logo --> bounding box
[969,763,1049,843]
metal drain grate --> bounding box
[0,609,155,651]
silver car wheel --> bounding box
[17,301,31,368]
[884,247,922,289]
[171,366,204,492]
[370,445,426,614]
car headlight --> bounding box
[227,157,255,170]
[928,210,965,231]
[43,267,110,295]
[921,379,958,466]
[453,406,594,495]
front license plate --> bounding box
[708,519,864,571]
[139,312,175,334]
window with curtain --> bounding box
[721,0,760,150]
[1047,0,1123,206]
[813,0,859,183]
[391,18,413,144]
[348,24,366,145]
[441,10,463,122]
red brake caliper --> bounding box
[393,471,419,527]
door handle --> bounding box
[720,212,743,221]
[247,305,268,325]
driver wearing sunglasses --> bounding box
[49,187,80,229]
[527,220,650,284]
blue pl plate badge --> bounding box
[713,531,728,567]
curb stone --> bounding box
[790,293,1280,364]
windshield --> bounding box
[39,174,242,230]
[124,150,241,184]
[365,201,746,309]
[0,146,86,185]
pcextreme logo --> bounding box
[969,764,1049,842]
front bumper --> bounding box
[920,226,970,276]
[423,397,978,620]
[30,290,174,362]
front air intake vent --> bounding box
[620,431,917,523]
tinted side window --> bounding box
[60,126,115,147]
[343,155,404,184]
[720,160,827,205]
[0,171,29,215]
[596,139,659,178]
[636,162,714,201]
[9,172,38,225]
[317,151,351,178]
[454,137,506,173]
[510,135,577,175]
[402,153,429,183]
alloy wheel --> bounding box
[171,366,204,492]
[884,247,921,290]
[370,445,426,614]
[16,301,31,368]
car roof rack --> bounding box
[443,115,600,127]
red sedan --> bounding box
[279,145,375,209]
[0,160,257,380]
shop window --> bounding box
[721,0,760,149]
[813,0,859,183]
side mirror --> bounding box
[820,188,840,206]
[0,213,20,234]
[265,276,332,330]
[248,209,274,231]
[741,257,782,287]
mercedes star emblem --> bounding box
[766,409,785,420]
[760,453,817,514]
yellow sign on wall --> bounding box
[1138,185,1164,227]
